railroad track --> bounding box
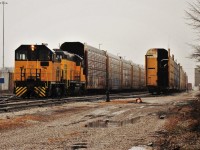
[0,92,151,113]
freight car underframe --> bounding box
[147,85,184,94]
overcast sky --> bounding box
[0,0,197,84]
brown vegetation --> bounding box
[155,100,200,149]
[0,115,47,131]
[0,106,90,132]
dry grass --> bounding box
[0,115,47,131]
[155,100,200,150]
[0,106,90,132]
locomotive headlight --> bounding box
[31,45,35,51]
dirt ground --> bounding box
[0,91,199,150]
[154,93,200,150]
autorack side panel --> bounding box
[85,45,107,90]
[185,73,188,90]
[168,52,175,90]
[107,53,121,90]
[121,59,132,89]
[168,50,182,91]
[177,64,181,90]
[180,67,184,90]
[179,66,187,91]
[174,61,180,90]
[132,63,140,89]
[139,65,146,89]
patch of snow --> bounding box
[128,146,147,150]
[112,110,128,115]
[90,109,110,116]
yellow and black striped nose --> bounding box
[34,86,46,97]
[15,87,27,97]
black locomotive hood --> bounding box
[15,44,55,61]
[15,44,55,53]
[60,42,84,59]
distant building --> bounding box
[195,68,200,86]
[0,67,14,92]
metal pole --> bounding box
[106,57,110,102]
[3,1,4,69]
[1,1,7,69]
[99,44,102,50]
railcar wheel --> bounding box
[55,87,62,98]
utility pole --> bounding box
[106,55,110,102]
[0,1,8,69]
[99,44,102,50]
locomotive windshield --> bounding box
[16,51,27,60]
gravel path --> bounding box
[0,91,197,150]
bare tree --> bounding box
[185,0,200,61]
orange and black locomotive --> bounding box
[14,44,86,98]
